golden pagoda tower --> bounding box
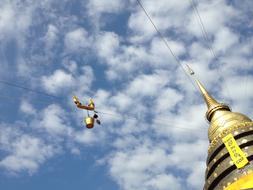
[195,80,253,190]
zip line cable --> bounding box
[0,92,206,133]
[136,0,180,64]
[0,78,97,102]
[0,79,61,100]
[2,1,225,134]
[189,0,232,101]
[0,94,53,106]
[96,109,206,132]
[89,110,206,133]
[135,0,217,131]
[135,0,199,92]
[0,80,206,132]
[0,76,208,133]
[189,0,215,56]
[0,0,231,134]
[0,1,240,136]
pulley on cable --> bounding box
[73,96,101,129]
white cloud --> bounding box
[168,140,207,170]
[221,75,253,115]
[62,59,78,73]
[73,65,95,96]
[128,0,190,40]
[95,31,149,80]
[73,130,98,144]
[87,0,124,15]
[151,38,186,57]
[64,28,90,52]
[189,42,213,63]
[153,102,207,140]
[108,144,174,190]
[20,100,37,115]
[0,1,34,77]
[147,174,182,190]
[38,104,72,136]
[30,63,94,98]
[0,125,58,174]
[95,32,120,59]
[213,27,239,53]
[127,73,168,97]
[110,93,133,112]
[70,147,81,155]
[223,75,253,101]
[44,24,59,50]
[41,69,74,94]
[186,0,237,37]
[0,4,15,38]
[167,141,207,189]
[154,88,183,112]
[186,161,206,189]
[37,103,101,145]
[0,2,32,40]
[128,11,157,38]
[149,37,186,68]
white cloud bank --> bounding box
[0,125,58,174]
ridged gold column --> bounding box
[195,80,253,190]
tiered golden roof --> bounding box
[192,71,253,189]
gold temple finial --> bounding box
[186,64,252,143]
[195,79,231,121]
[195,79,219,108]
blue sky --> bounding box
[0,0,253,190]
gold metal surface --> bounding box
[220,166,253,190]
[206,145,253,182]
[204,160,253,190]
[85,117,94,128]
[196,78,253,190]
[195,80,231,122]
[206,141,253,179]
[208,122,253,153]
[195,79,252,142]
[73,95,79,103]
[209,112,252,143]
[207,131,253,166]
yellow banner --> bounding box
[222,133,249,169]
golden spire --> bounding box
[186,64,252,142]
[196,79,252,142]
[195,79,230,121]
